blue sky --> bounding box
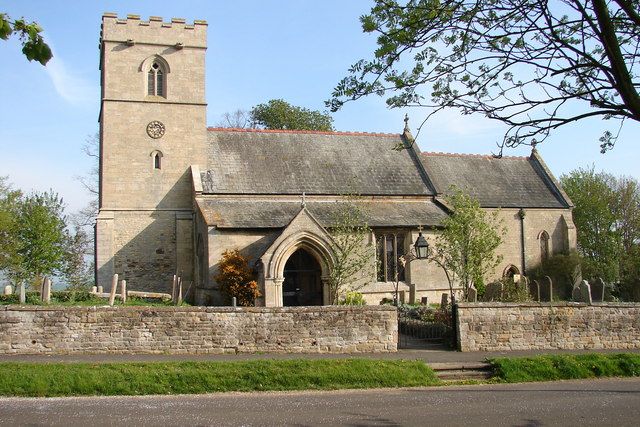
[1,0,638,214]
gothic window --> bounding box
[147,62,166,97]
[376,232,406,282]
[539,230,550,261]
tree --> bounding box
[215,109,254,128]
[560,167,621,282]
[214,250,261,306]
[561,167,640,296]
[251,99,334,131]
[328,0,640,153]
[74,133,99,229]
[327,202,376,304]
[61,225,93,291]
[0,13,52,65]
[8,191,68,288]
[434,188,505,299]
[0,177,21,272]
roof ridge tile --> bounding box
[206,127,399,137]
[420,151,529,160]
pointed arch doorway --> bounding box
[282,248,323,306]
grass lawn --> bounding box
[489,353,640,383]
[0,359,440,397]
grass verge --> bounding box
[0,359,440,397]
[490,353,640,383]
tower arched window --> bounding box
[539,231,550,261]
[151,150,163,170]
[147,62,166,97]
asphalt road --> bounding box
[0,378,639,426]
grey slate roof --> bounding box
[196,199,448,229]
[419,152,569,208]
[202,129,433,196]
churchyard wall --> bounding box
[0,305,396,355]
[456,302,640,351]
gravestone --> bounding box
[171,274,178,303]
[108,274,118,306]
[484,281,503,301]
[467,285,478,303]
[580,280,593,304]
[529,280,540,302]
[421,296,428,305]
[399,290,406,304]
[97,285,104,294]
[540,276,553,302]
[121,279,127,303]
[440,293,448,308]
[42,278,51,304]
[91,286,97,294]
[590,278,605,302]
[3,285,12,296]
[19,283,25,304]
[409,283,416,304]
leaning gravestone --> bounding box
[540,276,553,302]
[529,280,540,302]
[440,293,448,308]
[3,285,12,296]
[590,278,605,302]
[580,280,593,304]
[483,281,503,302]
[467,285,478,303]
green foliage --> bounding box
[435,188,505,299]
[214,250,261,306]
[561,168,621,282]
[0,359,440,397]
[327,201,376,304]
[499,278,531,303]
[529,251,582,300]
[491,354,640,383]
[560,168,640,300]
[0,13,52,65]
[338,291,366,306]
[328,1,640,152]
[251,99,334,131]
[8,191,68,287]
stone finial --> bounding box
[403,113,410,133]
[301,192,306,208]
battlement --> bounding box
[101,13,207,48]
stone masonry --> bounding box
[0,305,397,355]
[456,302,640,351]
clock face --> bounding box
[146,121,165,139]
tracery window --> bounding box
[376,232,406,282]
[147,62,165,97]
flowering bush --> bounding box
[214,250,261,306]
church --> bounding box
[95,14,576,306]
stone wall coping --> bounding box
[0,305,397,314]
[456,302,640,308]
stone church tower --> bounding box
[96,14,207,291]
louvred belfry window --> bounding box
[148,62,165,97]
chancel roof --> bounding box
[196,199,448,229]
[201,128,434,196]
[419,151,571,208]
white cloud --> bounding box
[45,43,97,105]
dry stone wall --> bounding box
[0,305,397,355]
[456,302,640,351]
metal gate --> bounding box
[397,304,455,349]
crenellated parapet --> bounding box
[100,13,207,49]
